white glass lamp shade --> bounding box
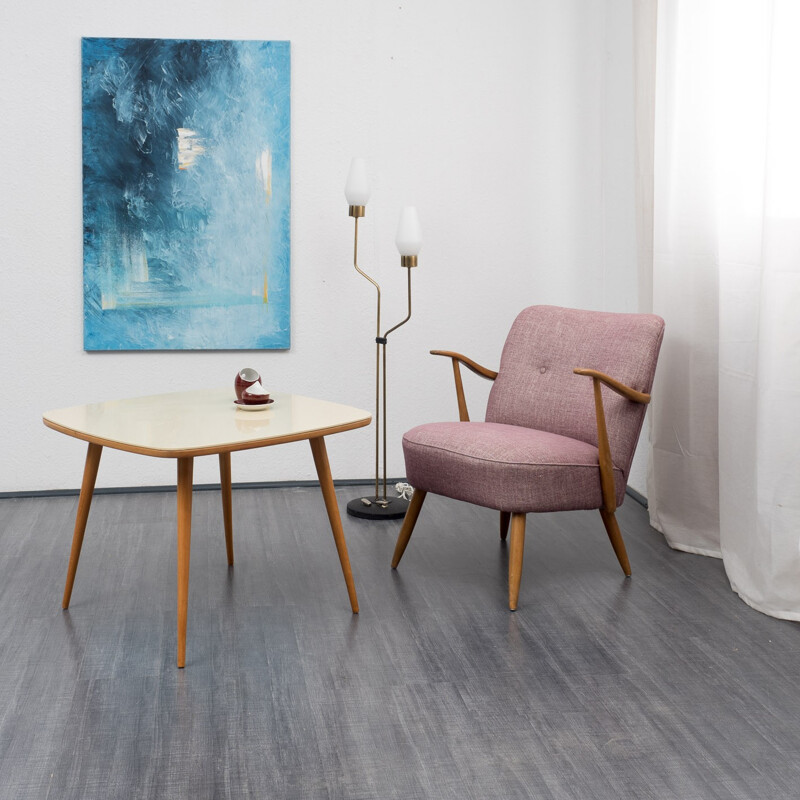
[395,206,422,256]
[345,158,371,206]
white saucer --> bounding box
[234,398,274,412]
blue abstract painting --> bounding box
[82,38,290,350]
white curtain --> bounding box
[648,0,800,620]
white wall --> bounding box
[0,0,643,493]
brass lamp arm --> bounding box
[353,217,382,335]
[573,368,650,514]
[431,350,498,423]
[383,267,413,339]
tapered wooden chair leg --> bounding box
[176,457,194,668]
[62,443,103,609]
[309,437,359,614]
[391,489,426,568]
[499,511,510,541]
[508,513,526,611]
[219,452,234,566]
[599,508,631,576]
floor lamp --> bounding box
[344,158,422,520]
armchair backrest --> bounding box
[486,306,665,481]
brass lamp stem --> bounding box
[381,266,413,499]
[350,215,415,508]
[352,216,382,501]
[382,343,387,500]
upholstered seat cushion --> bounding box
[403,422,625,513]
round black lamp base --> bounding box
[346,495,410,520]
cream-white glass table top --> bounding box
[43,388,371,457]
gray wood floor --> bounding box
[0,484,799,799]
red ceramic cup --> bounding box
[235,368,261,401]
[242,383,270,405]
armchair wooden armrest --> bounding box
[430,351,499,381]
[573,368,651,515]
[573,368,651,405]
[431,350,498,422]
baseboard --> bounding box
[625,486,648,508]
[3,480,649,507]
[0,478,410,501]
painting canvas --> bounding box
[82,38,290,350]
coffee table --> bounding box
[43,388,371,667]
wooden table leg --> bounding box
[62,443,103,609]
[219,452,234,566]
[309,436,359,613]
[176,457,194,668]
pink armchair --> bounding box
[391,305,665,610]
